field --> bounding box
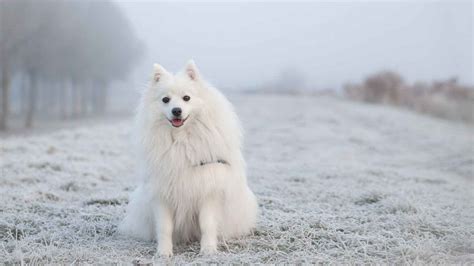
[1,94,473,264]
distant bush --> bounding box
[344,71,474,123]
[258,68,307,95]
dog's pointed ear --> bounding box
[153,63,169,83]
[185,60,200,81]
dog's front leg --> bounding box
[154,202,174,257]
[199,197,219,255]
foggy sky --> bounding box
[115,1,473,90]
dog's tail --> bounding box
[118,185,155,241]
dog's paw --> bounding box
[156,245,173,258]
[199,245,218,255]
[156,250,173,258]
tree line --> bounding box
[0,0,142,130]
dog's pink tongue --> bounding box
[172,118,183,127]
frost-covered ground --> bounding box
[1,94,473,264]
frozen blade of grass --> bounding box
[85,199,125,206]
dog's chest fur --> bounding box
[173,129,226,166]
[147,120,230,201]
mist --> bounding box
[0,1,472,131]
[1,1,474,263]
[117,1,473,90]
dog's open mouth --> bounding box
[168,116,188,127]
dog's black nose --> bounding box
[172,107,182,117]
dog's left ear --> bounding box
[153,63,170,83]
[185,60,200,81]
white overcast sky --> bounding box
[115,1,473,90]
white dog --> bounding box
[119,60,258,256]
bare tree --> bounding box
[0,1,33,129]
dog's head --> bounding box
[149,60,205,128]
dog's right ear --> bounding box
[152,64,169,83]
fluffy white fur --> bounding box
[119,60,258,256]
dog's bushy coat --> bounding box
[119,61,257,256]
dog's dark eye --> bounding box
[183,95,191,102]
[162,97,170,103]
